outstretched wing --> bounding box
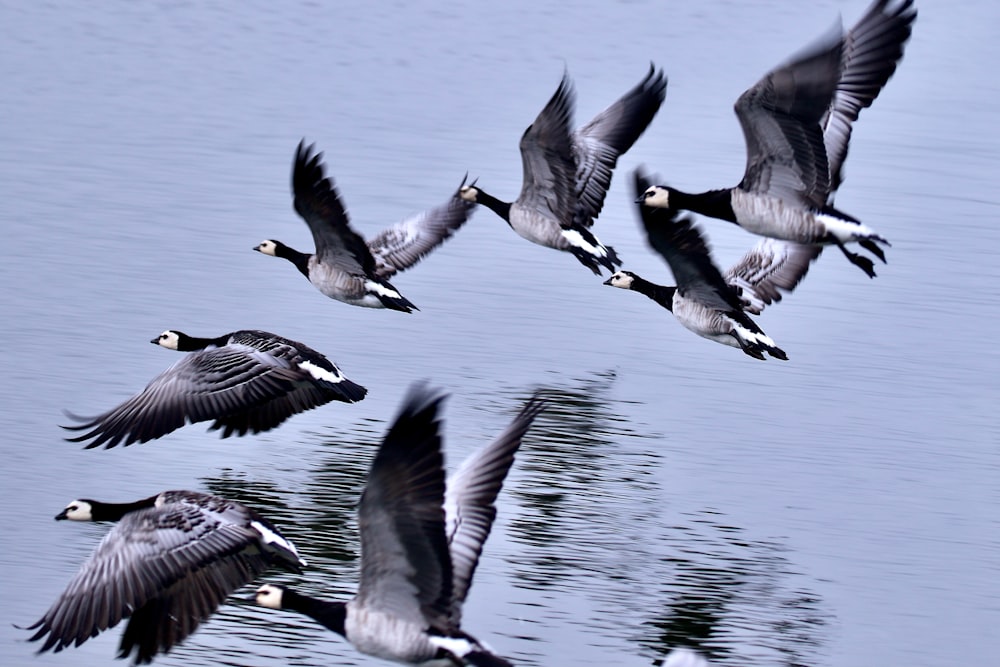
[725,239,822,315]
[444,396,544,624]
[368,177,477,279]
[573,64,667,228]
[291,140,378,275]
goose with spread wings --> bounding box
[256,141,476,312]
[254,384,544,666]
[460,65,666,275]
[25,490,304,664]
[64,329,366,449]
[605,169,819,360]
[636,0,916,277]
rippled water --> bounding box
[1,1,998,666]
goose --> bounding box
[637,0,916,277]
[25,489,305,664]
[256,140,476,312]
[605,169,818,360]
[64,329,367,449]
[254,383,544,666]
[459,65,666,275]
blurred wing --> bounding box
[725,239,822,314]
[26,502,272,663]
[735,23,843,207]
[368,178,477,279]
[517,73,578,228]
[633,169,741,313]
[573,64,667,228]
[63,345,302,448]
[291,140,377,275]
[822,0,916,198]
[444,396,544,623]
[355,384,452,628]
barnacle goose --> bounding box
[254,383,544,666]
[64,329,366,449]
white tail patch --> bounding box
[364,280,402,300]
[428,635,475,658]
[251,520,306,566]
[298,360,344,384]
[561,229,606,257]
[733,323,776,349]
[816,212,880,244]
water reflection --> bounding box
[492,373,829,666]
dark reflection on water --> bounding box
[491,373,829,666]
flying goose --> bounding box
[64,329,367,449]
[254,383,544,666]
[605,169,818,360]
[26,490,305,664]
[256,141,476,312]
[637,0,916,277]
[459,65,666,275]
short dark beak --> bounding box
[150,338,159,345]
[634,194,645,204]
[55,509,68,521]
[245,592,259,603]
[253,245,262,252]
[602,277,613,286]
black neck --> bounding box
[274,242,312,278]
[474,189,512,225]
[671,188,736,224]
[90,495,159,521]
[175,333,230,351]
[630,275,676,311]
[282,589,347,637]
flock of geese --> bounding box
[25,1,916,665]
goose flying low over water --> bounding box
[605,169,818,360]
[256,140,476,312]
[254,383,545,666]
[26,490,304,664]
[460,65,666,275]
[637,0,916,277]
[64,329,367,449]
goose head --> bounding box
[636,185,672,208]
[603,270,637,289]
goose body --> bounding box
[26,490,304,664]
[254,384,545,666]
[605,169,820,360]
[64,329,366,449]
[256,141,476,312]
[460,65,666,275]
[638,0,916,277]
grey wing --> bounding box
[725,239,823,314]
[572,64,667,228]
[291,140,378,276]
[735,22,844,207]
[368,177,477,279]
[63,345,303,449]
[633,168,742,314]
[822,0,916,199]
[517,72,578,228]
[444,396,544,624]
[355,385,452,627]
[26,503,272,663]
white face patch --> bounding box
[642,185,671,208]
[427,635,475,658]
[61,500,93,521]
[363,280,402,300]
[255,240,278,256]
[251,520,307,566]
[458,186,478,203]
[298,360,344,384]
[154,331,180,350]
[560,229,605,256]
[254,584,285,609]
[605,271,634,289]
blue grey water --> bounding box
[0,0,997,665]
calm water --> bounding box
[1,1,998,666]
